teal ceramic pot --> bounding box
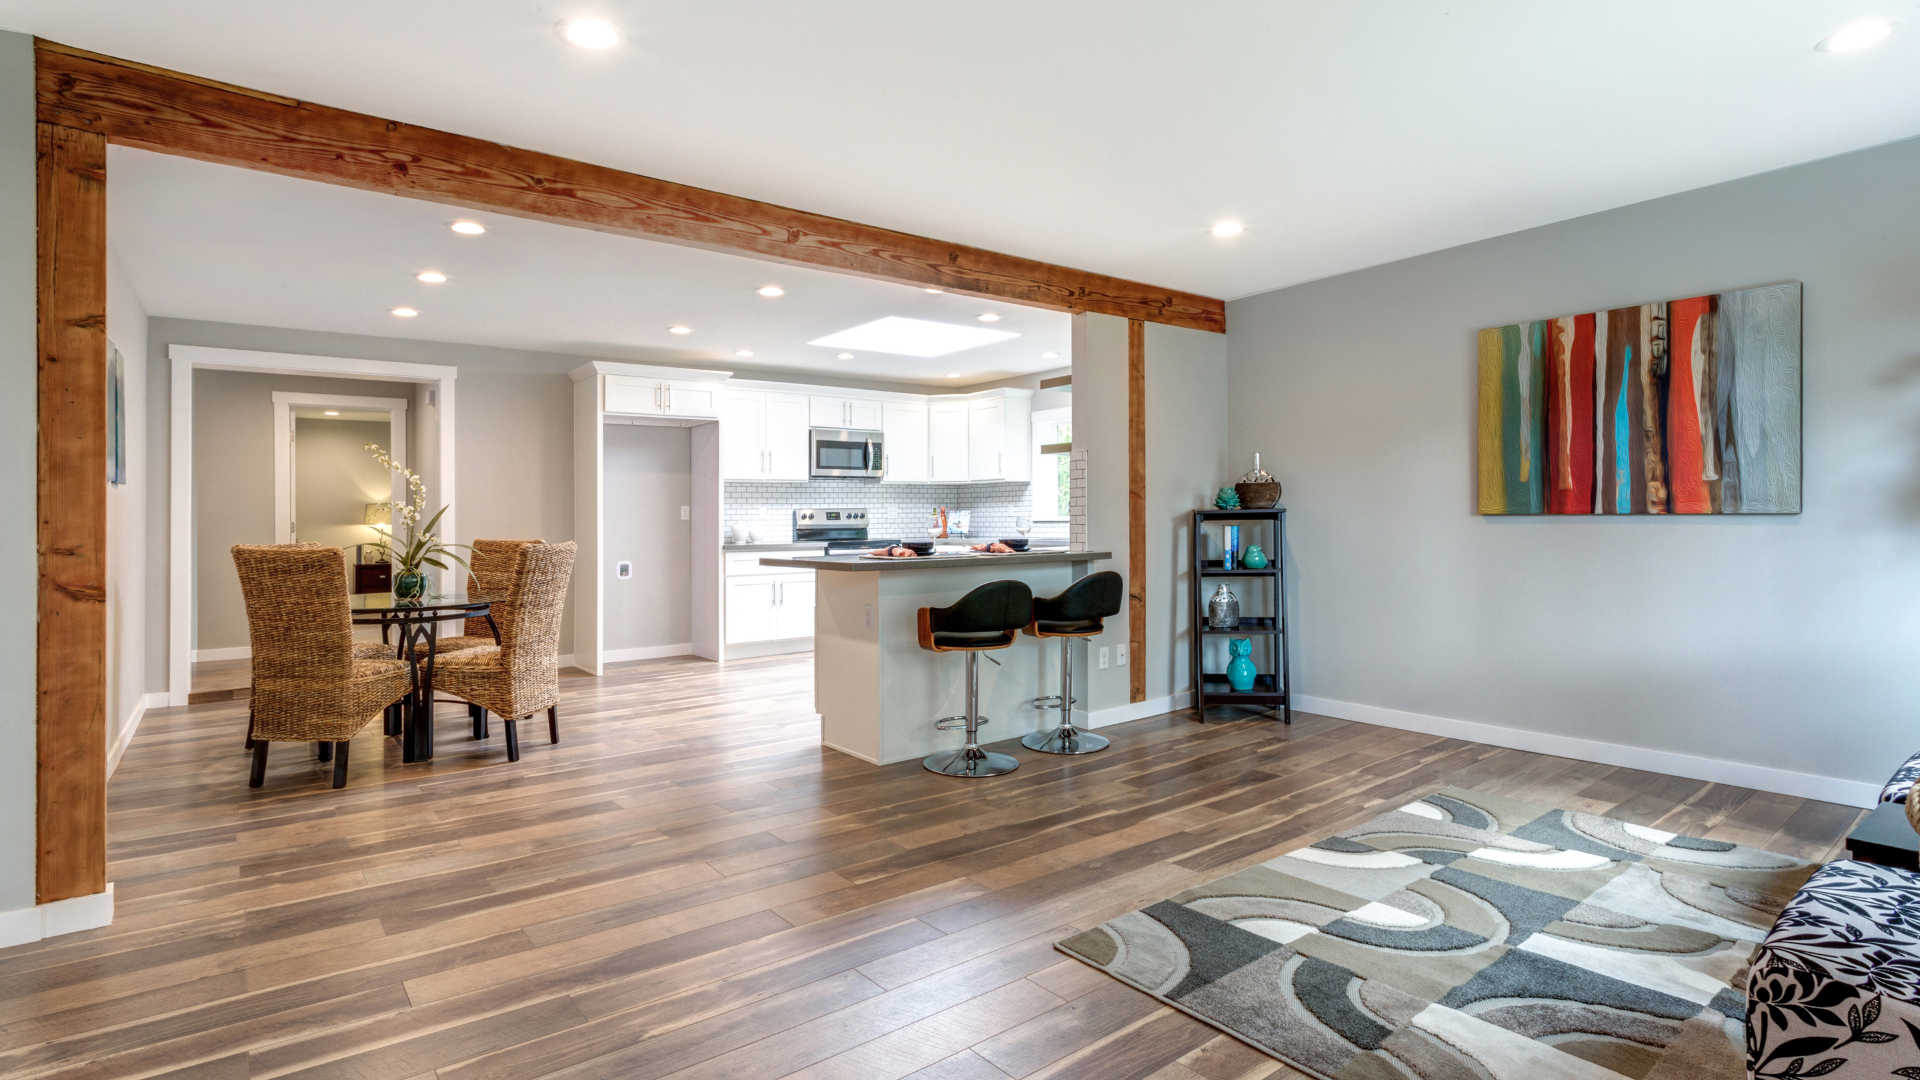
[1213,487,1240,509]
[1242,545,1268,569]
[1227,638,1257,691]
[394,570,426,600]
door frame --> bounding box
[168,345,456,706]
[271,391,410,545]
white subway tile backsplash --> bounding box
[724,478,1068,544]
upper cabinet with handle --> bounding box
[723,388,809,481]
[881,401,928,483]
[809,394,884,431]
[964,389,1033,482]
[599,369,726,421]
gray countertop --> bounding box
[755,549,1113,572]
[723,542,826,553]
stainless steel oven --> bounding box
[809,428,884,479]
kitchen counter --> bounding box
[758,549,1110,572]
[723,542,826,553]
[800,548,1114,766]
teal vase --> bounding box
[1242,544,1268,569]
[393,569,425,601]
[1226,638,1257,691]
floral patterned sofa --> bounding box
[1745,756,1920,1079]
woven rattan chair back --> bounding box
[462,539,543,640]
[233,544,398,743]
[499,542,576,696]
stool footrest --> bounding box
[1030,695,1078,710]
[935,714,988,731]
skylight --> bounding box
[809,317,1018,358]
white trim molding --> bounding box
[0,884,114,949]
[191,646,252,663]
[1089,691,1192,729]
[169,345,458,707]
[600,644,695,665]
[1292,694,1881,808]
[107,693,170,777]
[270,391,409,545]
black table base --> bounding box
[353,596,496,765]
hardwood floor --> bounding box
[1,655,1864,1080]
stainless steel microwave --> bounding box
[810,428,884,479]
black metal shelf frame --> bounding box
[1190,508,1290,722]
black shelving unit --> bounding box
[1190,508,1290,722]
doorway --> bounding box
[271,392,409,549]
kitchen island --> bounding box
[757,548,1115,765]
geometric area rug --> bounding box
[1057,786,1819,1080]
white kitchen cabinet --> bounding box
[605,374,723,419]
[928,399,970,482]
[725,579,778,644]
[772,577,816,640]
[882,401,928,483]
[723,389,810,480]
[809,395,883,431]
[966,391,1032,482]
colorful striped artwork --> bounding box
[1477,282,1800,515]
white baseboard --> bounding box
[191,646,250,663]
[1089,691,1192,729]
[0,884,114,949]
[722,637,812,661]
[603,643,694,664]
[1293,693,1881,808]
[822,738,880,765]
[106,694,168,777]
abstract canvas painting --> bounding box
[1477,282,1800,515]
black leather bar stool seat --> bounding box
[918,578,1032,777]
[1023,571,1124,754]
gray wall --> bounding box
[603,424,693,651]
[106,248,150,761]
[293,418,391,551]
[0,29,36,913]
[191,371,410,652]
[1145,322,1231,704]
[1226,133,1920,793]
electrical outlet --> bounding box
[864,605,874,629]
[1116,644,1128,666]
[615,561,632,580]
[680,505,690,520]
[1098,647,1110,670]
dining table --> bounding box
[351,594,496,763]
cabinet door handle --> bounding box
[665,385,672,412]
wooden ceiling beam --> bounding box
[35,40,1224,333]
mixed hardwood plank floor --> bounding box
[1,655,1864,1080]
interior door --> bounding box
[721,390,766,479]
[882,401,928,483]
[764,393,812,480]
[968,399,1005,480]
[928,401,969,482]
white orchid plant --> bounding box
[364,443,470,583]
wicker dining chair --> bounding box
[236,543,391,750]
[233,544,414,788]
[419,538,544,658]
[430,541,575,762]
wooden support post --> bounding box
[1127,318,1146,704]
[35,121,109,904]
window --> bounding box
[1031,407,1072,521]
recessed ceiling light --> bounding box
[450,221,485,235]
[559,17,620,49]
[735,350,754,357]
[757,286,784,297]
[976,313,1001,322]
[924,288,944,294]
[1817,19,1897,51]
[946,373,961,378]
[668,325,692,334]
[1211,221,1244,237]
[836,353,855,360]
[1041,352,1059,360]
[416,271,446,283]
[810,316,1019,358]
[323,410,340,416]
[391,307,418,317]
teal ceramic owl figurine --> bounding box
[1214,486,1240,509]
[1242,544,1268,569]
[1226,638,1256,691]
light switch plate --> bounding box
[1098,647,1110,669]
[680,506,690,520]
[615,561,632,580]
[864,605,874,629]
[1116,644,1128,666]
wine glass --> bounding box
[1014,514,1032,538]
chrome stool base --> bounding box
[925,748,1020,777]
[1022,727,1109,755]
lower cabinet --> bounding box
[725,572,815,644]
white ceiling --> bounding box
[106,147,1070,385]
[13,1,1920,302]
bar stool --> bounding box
[1023,571,1125,754]
[918,579,1033,777]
